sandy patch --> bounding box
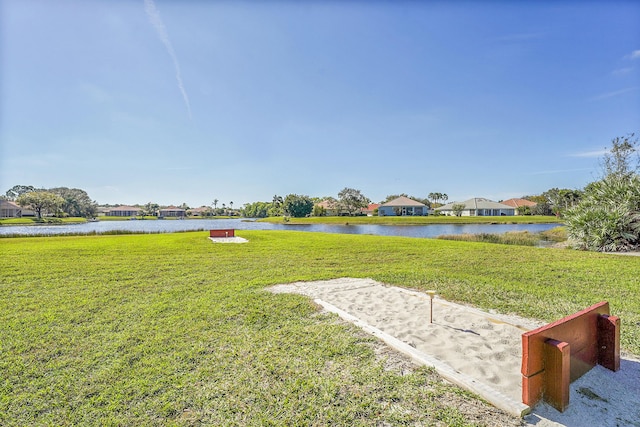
[269,278,640,426]
[208,236,248,243]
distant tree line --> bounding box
[5,179,592,225]
[4,185,97,219]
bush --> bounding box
[565,174,640,252]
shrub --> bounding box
[565,174,640,251]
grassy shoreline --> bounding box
[1,214,562,227]
[2,230,637,425]
[259,215,563,225]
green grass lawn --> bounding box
[1,230,637,425]
[259,215,563,225]
[0,217,88,225]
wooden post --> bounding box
[426,290,436,323]
[544,339,570,412]
[598,314,620,372]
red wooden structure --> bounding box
[521,301,620,412]
[210,229,235,238]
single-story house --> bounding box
[188,207,211,217]
[501,198,537,215]
[159,206,186,218]
[378,196,428,216]
[106,205,143,217]
[0,200,22,218]
[361,203,381,216]
[316,199,345,216]
[435,198,515,216]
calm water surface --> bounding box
[0,218,560,238]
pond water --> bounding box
[0,218,560,239]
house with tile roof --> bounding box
[188,206,212,217]
[106,205,143,217]
[501,198,537,215]
[315,199,345,216]
[362,203,381,216]
[159,206,186,218]
[378,196,428,216]
[435,198,515,216]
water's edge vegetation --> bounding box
[437,227,568,247]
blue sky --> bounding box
[1,0,639,207]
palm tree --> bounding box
[566,174,640,251]
[272,195,283,216]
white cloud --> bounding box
[589,87,638,101]
[493,32,546,42]
[612,67,633,76]
[628,50,640,60]
[570,149,608,158]
[526,167,594,175]
[144,0,192,119]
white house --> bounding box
[378,196,428,216]
[435,198,515,216]
[0,200,22,218]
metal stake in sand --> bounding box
[426,290,436,323]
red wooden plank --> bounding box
[598,315,621,372]
[520,301,622,409]
[521,301,610,378]
[522,370,544,407]
[544,339,571,412]
[210,229,235,238]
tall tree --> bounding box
[16,191,64,219]
[142,202,159,217]
[271,195,284,216]
[451,203,466,217]
[428,192,448,207]
[5,185,36,201]
[338,187,370,216]
[49,187,97,218]
[282,194,313,218]
[601,133,639,179]
[542,188,580,217]
[241,201,270,218]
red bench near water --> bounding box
[210,229,235,238]
[521,301,620,412]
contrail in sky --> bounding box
[144,0,192,119]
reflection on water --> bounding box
[0,218,560,238]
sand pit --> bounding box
[208,236,248,243]
[269,278,640,426]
